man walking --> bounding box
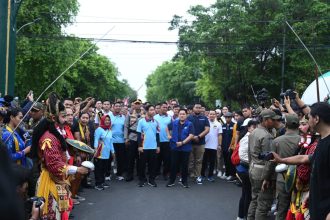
[124,99,143,181]
[154,102,172,180]
[111,101,126,180]
[137,105,160,187]
[187,103,210,184]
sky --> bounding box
[66,0,214,101]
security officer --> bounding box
[248,109,279,220]
[124,99,144,181]
[272,114,300,220]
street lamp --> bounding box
[16,18,41,34]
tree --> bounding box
[147,0,330,108]
[146,59,200,105]
[15,0,136,101]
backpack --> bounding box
[231,142,240,166]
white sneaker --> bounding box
[105,176,111,181]
[196,176,203,185]
[117,176,125,181]
[236,217,245,220]
[217,171,223,178]
[220,173,228,180]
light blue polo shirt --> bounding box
[154,114,172,142]
[110,113,125,143]
[137,118,158,149]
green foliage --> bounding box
[146,59,199,105]
[15,0,136,101]
[147,0,330,109]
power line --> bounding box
[28,12,330,24]
[19,34,330,48]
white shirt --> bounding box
[205,120,222,150]
[239,132,250,163]
[167,110,174,117]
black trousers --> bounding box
[223,149,236,176]
[94,158,108,186]
[169,150,190,184]
[105,156,113,177]
[201,148,217,178]
[237,171,252,218]
[114,143,127,176]
[127,140,139,178]
[138,149,157,181]
[156,142,171,176]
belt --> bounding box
[251,163,265,169]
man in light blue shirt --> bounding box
[110,101,126,180]
[154,102,172,180]
[137,105,160,187]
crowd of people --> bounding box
[0,91,330,220]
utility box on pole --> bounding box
[0,0,19,96]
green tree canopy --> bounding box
[147,0,330,108]
[15,0,136,101]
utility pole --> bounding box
[280,24,286,97]
[0,0,21,96]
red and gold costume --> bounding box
[286,140,318,220]
[36,130,72,220]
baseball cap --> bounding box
[285,114,299,127]
[260,109,278,120]
[272,109,282,120]
[32,102,44,111]
[133,99,142,104]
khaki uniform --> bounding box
[273,131,300,220]
[248,125,276,220]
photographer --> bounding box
[12,164,45,220]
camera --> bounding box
[27,196,45,208]
[280,89,300,111]
[258,152,274,161]
[280,89,296,100]
[256,88,269,102]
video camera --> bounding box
[27,196,45,208]
[280,89,296,100]
[255,88,269,102]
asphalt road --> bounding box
[73,177,241,220]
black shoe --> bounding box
[166,181,175,187]
[181,182,190,188]
[125,176,134,182]
[148,179,157,187]
[82,182,93,189]
[138,180,145,187]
